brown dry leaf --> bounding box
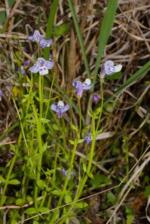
[66,29,79,89]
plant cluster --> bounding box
[0,1,150,224]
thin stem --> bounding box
[78,98,82,133]
[96,77,104,131]
[50,138,79,223]
[32,104,43,207]
[59,117,96,223]
[39,75,43,118]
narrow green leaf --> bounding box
[8,0,15,7]
[144,186,150,198]
[25,207,37,215]
[8,179,20,185]
[125,207,134,224]
[37,179,46,189]
[67,0,90,76]
[105,60,150,110]
[94,0,118,75]
[16,198,25,206]
[106,72,122,80]
[0,1,15,26]
[115,60,150,96]
[65,194,72,203]
[44,0,59,59]
[75,202,88,209]
[53,23,70,37]
[46,0,59,38]
[0,11,6,25]
[51,189,62,196]
[0,176,5,184]
[107,192,117,204]
[37,207,49,213]
[90,174,111,188]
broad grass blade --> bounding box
[94,0,118,75]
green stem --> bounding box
[32,104,43,207]
[59,118,96,223]
[39,76,43,118]
[96,78,104,131]
[78,98,82,133]
[0,152,17,206]
[50,139,78,223]
[44,74,55,118]
[60,140,78,204]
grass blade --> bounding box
[67,0,90,76]
[93,0,118,75]
[105,61,150,109]
[44,0,59,59]
[115,60,150,96]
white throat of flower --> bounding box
[84,78,91,85]
[39,66,48,75]
[57,101,64,108]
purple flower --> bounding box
[20,66,25,75]
[29,57,54,75]
[0,90,3,101]
[51,101,70,118]
[72,80,83,97]
[61,168,67,176]
[84,134,92,144]
[61,168,74,179]
[101,60,122,77]
[72,78,92,97]
[23,60,30,67]
[39,38,53,48]
[28,30,43,42]
[20,60,30,75]
[28,30,53,48]
[93,94,100,104]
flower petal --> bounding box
[45,60,54,70]
[51,101,70,117]
[39,38,53,48]
[72,80,82,88]
[61,104,70,113]
[114,64,122,73]
[72,80,84,97]
[104,60,114,68]
[83,79,92,90]
[28,30,43,42]
[93,94,100,104]
[29,64,39,73]
[21,66,25,75]
[103,60,115,75]
[84,134,92,144]
[51,104,58,112]
[39,66,48,75]
[37,57,45,66]
[29,57,54,74]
